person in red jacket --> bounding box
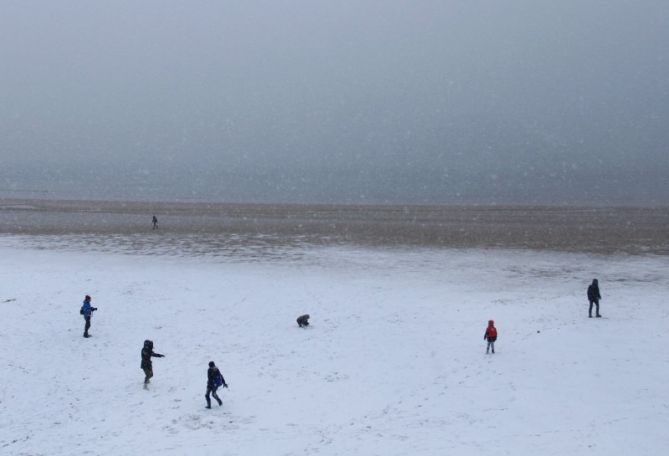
[484,320,497,354]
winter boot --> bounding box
[205,397,212,409]
[217,398,223,406]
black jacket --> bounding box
[141,347,163,369]
[207,366,226,388]
[587,282,601,302]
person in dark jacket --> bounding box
[80,295,98,338]
[141,340,164,387]
[205,361,228,408]
[152,215,158,230]
[484,320,497,354]
[296,314,310,327]
[587,279,602,318]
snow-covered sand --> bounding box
[1,238,668,455]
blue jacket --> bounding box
[81,300,96,318]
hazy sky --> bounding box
[1,0,668,204]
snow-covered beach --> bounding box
[2,0,668,453]
[1,235,667,455]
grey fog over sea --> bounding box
[1,199,667,259]
[2,1,669,209]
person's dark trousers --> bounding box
[143,367,153,384]
[84,316,91,337]
[589,300,600,318]
[206,385,222,408]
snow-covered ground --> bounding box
[1,238,668,455]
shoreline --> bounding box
[1,197,667,255]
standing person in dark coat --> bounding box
[141,340,164,387]
[205,361,228,409]
[587,279,602,318]
[79,295,98,338]
[152,215,158,230]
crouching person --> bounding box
[296,314,310,327]
[206,361,228,409]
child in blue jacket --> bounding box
[80,295,98,338]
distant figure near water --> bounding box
[587,279,602,318]
[297,314,310,327]
[152,215,158,230]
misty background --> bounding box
[1,0,667,205]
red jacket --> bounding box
[484,321,497,340]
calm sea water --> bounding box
[0,198,667,256]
